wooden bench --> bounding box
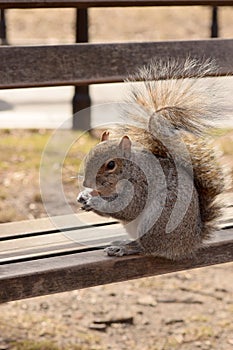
[0,0,233,304]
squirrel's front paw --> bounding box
[77,189,92,205]
[77,189,100,212]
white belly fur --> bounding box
[123,215,141,239]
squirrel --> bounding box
[77,58,225,260]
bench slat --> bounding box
[0,0,232,8]
[0,229,231,264]
[0,228,232,303]
[0,223,126,263]
[0,226,232,263]
[0,213,117,239]
[0,207,231,238]
[0,39,232,89]
[0,211,231,264]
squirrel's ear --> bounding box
[100,131,109,142]
[119,135,131,154]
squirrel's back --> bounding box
[109,58,226,239]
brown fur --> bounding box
[79,59,225,259]
[108,58,225,241]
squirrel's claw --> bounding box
[104,246,126,257]
[80,204,92,212]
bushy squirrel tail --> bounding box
[124,58,221,137]
[123,58,226,239]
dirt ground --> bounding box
[0,6,233,350]
[0,264,233,350]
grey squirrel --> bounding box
[77,58,225,260]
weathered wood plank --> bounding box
[0,223,126,263]
[0,213,116,239]
[0,212,231,263]
[0,39,232,89]
[0,0,232,8]
[0,229,232,303]
[0,206,231,239]
[0,224,232,263]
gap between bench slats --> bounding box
[0,39,232,89]
[0,211,232,263]
[0,225,232,263]
[0,0,233,8]
[0,207,231,238]
[0,223,127,264]
[0,212,117,239]
[0,213,122,263]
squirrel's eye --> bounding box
[106,160,116,170]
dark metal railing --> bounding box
[72,8,91,130]
[211,6,219,37]
[0,9,7,44]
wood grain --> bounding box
[0,216,231,264]
[0,0,232,8]
[0,213,117,239]
[0,229,232,303]
[0,223,126,263]
[0,39,232,89]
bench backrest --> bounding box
[0,0,233,90]
[0,39,233,89]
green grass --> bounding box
[0,128,232,174]
[0,128,232,185]
[0,129,99,222]
[10,340,60,350]
[211,128,233,156]
[0,129,98,172]
[0,128,232,223]
[0,206,24,223]
[10,340,103,350]
[209,127,233,137]
[0,130,51,170]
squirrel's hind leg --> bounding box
[104,240,142,257]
